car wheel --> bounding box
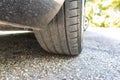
[34,0,84,55]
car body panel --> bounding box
[0,0,65,29]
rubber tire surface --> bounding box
[34,0,84,55]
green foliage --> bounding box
[86,0,120,27]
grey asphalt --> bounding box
[0,27,120,80]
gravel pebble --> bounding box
[0,27,120,80]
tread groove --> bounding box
[72,45,78,48]
[69,23,79,26]
[69,15,79,18]
[69,0,77,2]
[69,7,79,10]
[70,36,78,39]
[64,3,72,55]
[70,30,78,33]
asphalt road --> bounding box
[0,27,120,80]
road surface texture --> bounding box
[0,27,120,80]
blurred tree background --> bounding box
[85,0,120,28]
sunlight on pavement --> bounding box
[88,27,120,40]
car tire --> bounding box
[34,0,84,55]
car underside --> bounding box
[0,0,65,29]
